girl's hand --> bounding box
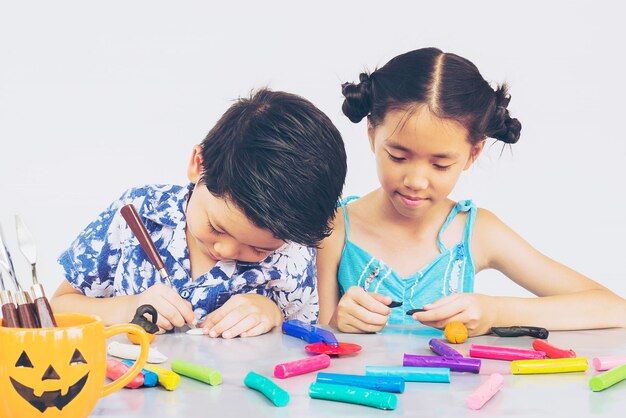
[201,293,282,338]
[336,286,392,333]
[410,293,500,336]
[134,283,198,332]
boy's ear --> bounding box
[187,144,204,183]
[367,118,375,152]
[463,139,486,170]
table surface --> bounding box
[93,325,626,418]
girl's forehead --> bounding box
[378,108,471,151]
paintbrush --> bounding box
[15,215,57,327]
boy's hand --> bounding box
[134,283,198,332]
[336,286,392,333]
[409,293,499,336]
[201,293,282,338]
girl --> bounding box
[317,48,626,335]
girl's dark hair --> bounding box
[200,89,347,247]
[341,47,521,145]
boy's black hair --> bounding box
[341,47,522,145]
[200,89,347,247]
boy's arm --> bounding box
[51,280,196,330]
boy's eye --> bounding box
[433,164,453,171]
[251,248,270,257]
[208,222,224,235]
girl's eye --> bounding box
[387,152,405,162]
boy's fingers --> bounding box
[207,308,247,337]
[162,289,197,325]
[222,315,259,339]
[240,322,269,338]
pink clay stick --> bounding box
[466,373,505,410]
[470,344,546,361]
[592,356,626,371]
[274,354,331,378]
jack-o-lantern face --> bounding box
[10,349,90,412]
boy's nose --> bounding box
[214,240,239,260]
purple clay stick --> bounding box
[403,354,481,374]
[429,338,464,357]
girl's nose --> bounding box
[403,167,429,190]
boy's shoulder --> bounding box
[115,184,191,226]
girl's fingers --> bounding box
[413,298,465,324]
[423,293,462,310]
[345,287,391,316]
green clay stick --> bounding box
[170,359,222,386]
[589,363,626,392]
[244,371,290,407]
[309,382,397,410]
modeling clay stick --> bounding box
[388,300,403,308]
[429,338,463,357]
[491,326,549,339]
[171,359,222,386]
[403,354,481,373]
[121,360,158,387]
[469,344,546,361]
[592,356,626,371]
[365,366,450,383]
[274,354,330,378]
[143,364,180,390]
[244,371,289,407]
[106,358,144,389]
[589,364,626,392]
[531,339,576,359]
[406,308,425,315]
[466,373,505,410]
[309,382,397,410]
[316,372,405,393]
[510,357,589,374]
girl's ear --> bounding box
[367,118,376,152]
[187,144,204,183]
[463,139,486,170]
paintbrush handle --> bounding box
[120,204,172,287]
[17,302,38,328]
[31,284,57,327]
[1,302,20,327]
[120,204,166,271]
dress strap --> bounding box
[437,200,475,252]
[338,196,360,240]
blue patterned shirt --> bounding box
[58,184,319,323]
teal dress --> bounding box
[337,197,477,324]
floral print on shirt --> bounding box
[58,184,319,323]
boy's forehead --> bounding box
[211,195,284,249]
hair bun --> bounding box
[341,72,372,123]
[488,84,522,144]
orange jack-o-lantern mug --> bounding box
[0,313,150,418]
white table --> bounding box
[94,325,626,418]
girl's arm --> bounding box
[415,209,626,334]
[316,210,392,332]
[316,209,344,325]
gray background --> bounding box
[1,1,624,301]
